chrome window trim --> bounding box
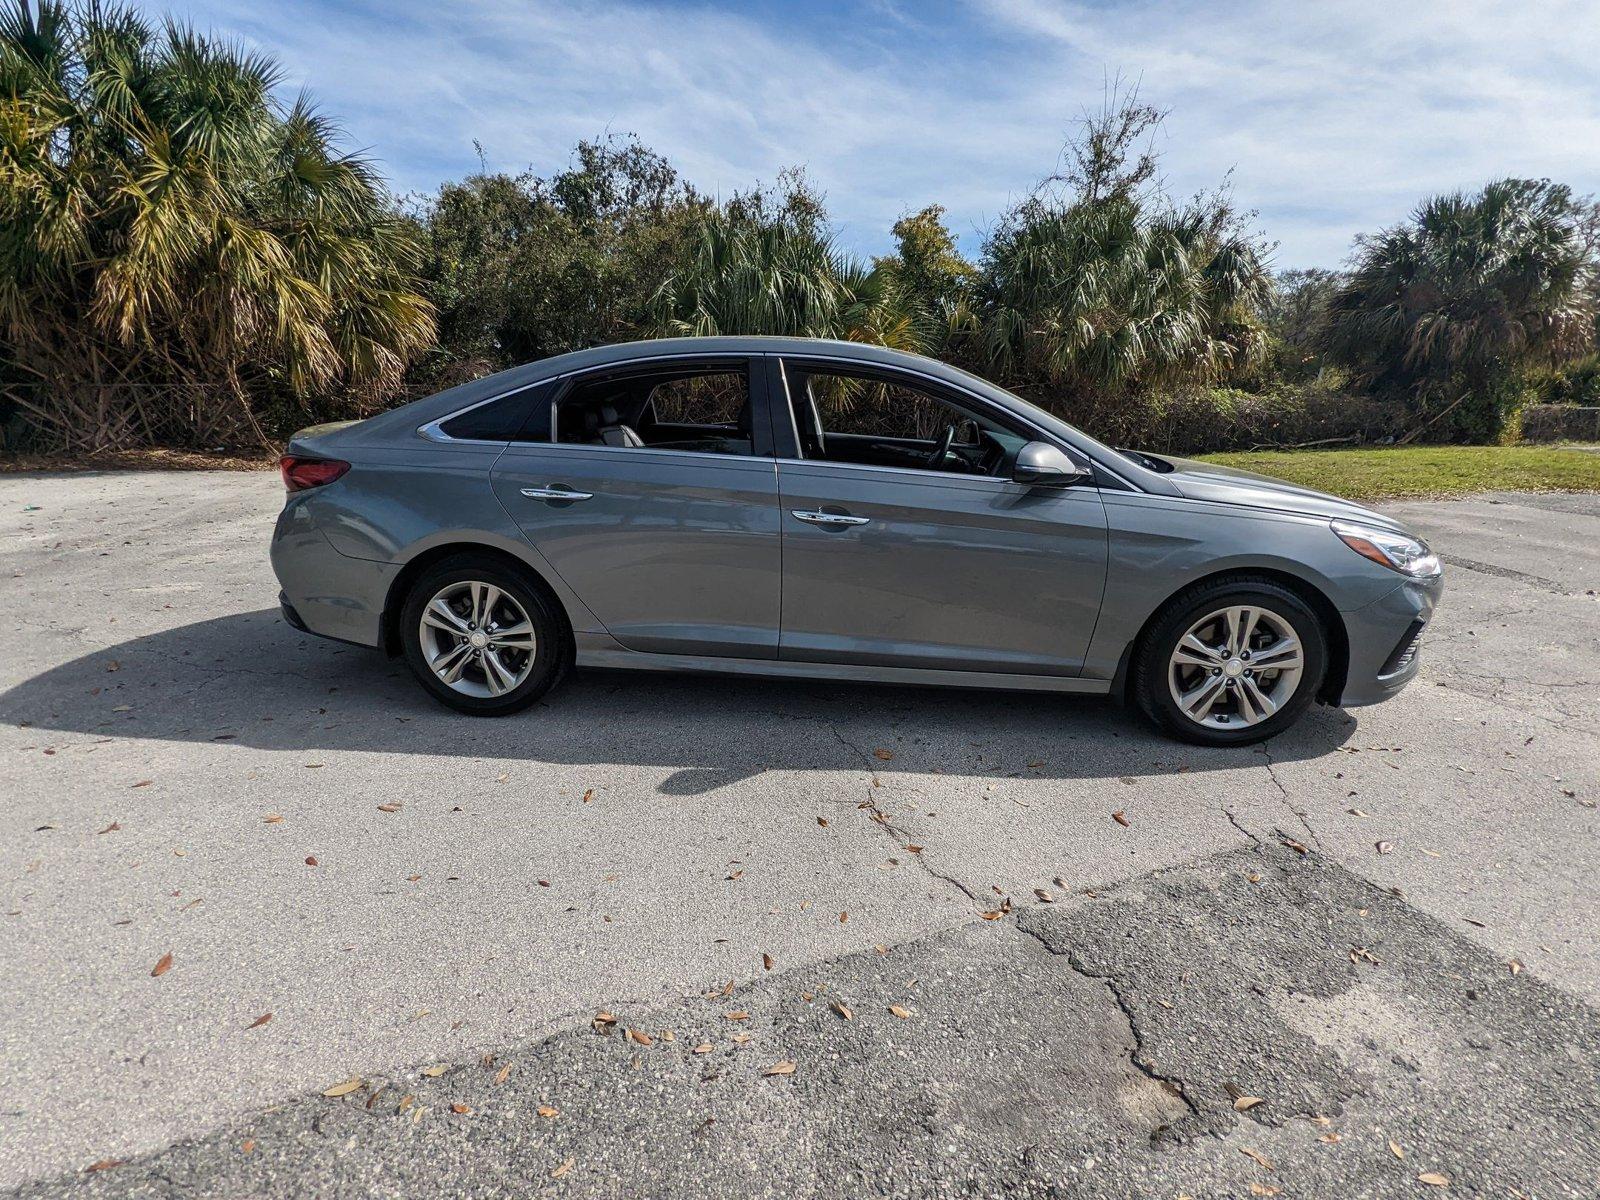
[416,348,1143,492]
[416,351,751,447]
[770,354,1139,492]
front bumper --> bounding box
[1336,572,1444,707]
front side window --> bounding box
[784,366,1025,478]
[554,365,754,456]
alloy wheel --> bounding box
[1167,604,1304,730]
[417,580,538,699]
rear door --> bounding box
[489,356,783,659]
[772,358,1109,675]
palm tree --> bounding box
[978,195,1271,403]
[0,2,434,451]
[1321,178,1595,440]
[646,206,932,354]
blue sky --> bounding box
[159,0,1600,269]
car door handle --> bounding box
[521,486,594,501]
[791,509,870,527]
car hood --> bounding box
[1156,456,1408,531]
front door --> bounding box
[773,360,1109,675]
[489,357,782,658]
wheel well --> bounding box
[1114,567,1349,706]
[381,543,573,657]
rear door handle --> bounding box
[521,486,594,501]
[791,509,870,527]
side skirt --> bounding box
[574,635,1112,696]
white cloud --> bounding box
[161,0,1600,267]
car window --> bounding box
[554,365,753,455]
[785,367,1022,478]
[438,380,555,442]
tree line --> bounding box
[3,3,1597,454]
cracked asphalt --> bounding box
[2,474,1598,1197]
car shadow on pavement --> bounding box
[2,608,1356,788]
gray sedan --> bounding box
[270,337,1442,745]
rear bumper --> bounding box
[1336,573,1444,707]
[270,498,395,648]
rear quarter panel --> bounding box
[295,441,607,637]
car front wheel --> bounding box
[1134,577,1328,746]
[399,555,570,715]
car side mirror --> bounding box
[1012,441,1088,487]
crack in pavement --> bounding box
[1258,742,1324,851]
[828,723,982,904]
[1010,915,1203,1128]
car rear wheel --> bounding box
[1134,577,1328,746]
[399,556,570,715]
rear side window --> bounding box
[438,381,554,442]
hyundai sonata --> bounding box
[270,337,1442,745]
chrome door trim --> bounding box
[791,509,871,526]
[520,486,595,501]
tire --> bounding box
[1133,575,1328,746]
[399,554,572,716]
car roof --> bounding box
[378,337,1004,432]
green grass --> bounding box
[1196,445,1600,502]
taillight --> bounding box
[279,456,350,493]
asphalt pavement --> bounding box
[2,472,1597,1197]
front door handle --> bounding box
[521,486,594,501]
[791,509,870,527]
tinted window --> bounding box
[439,381,554,442]
[554,364,754,456]
[785,366,1021,477]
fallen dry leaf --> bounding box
[762,1059,796,1076]
[888,1004,911,1019]
[1112,810,1130,827]
[693,1043,714,1054]
[873,748,894,760]
[582,788,594,804]
[86,1160,125,1173]
[592,1011,617,1032]
[1233,1095,1266,1112]
[1389,1140,1405,1160]
[1240,1147,1274,1170]
[839,911,849,924]
[397,1094,415,1111]
[421,1064,448,1077]
[304,856,318,867]
[150,952,173,977]
[1417,1172,1450,1187]
[495,1064,512,1084]
[322,1078,363,1097]
[1033,887,1053,903]
[816,816,829,827]
[1282,838,1309,855]
[450,1103,471,1115]
[131,780,152,789]
[551,1158,575,1179]
[1508,959,1523,976]
[1249,1185,1282,1197]
[537,1104,559,1118]
[97,821,120,835]
[241,1139,255,1154]
[1319,1132,1342,1144]
[1376,841,1394,855]
[376,803,401,813]
[263,814,284,824]
[979,910,1003,921]
[626,1028,653,1046]
[762,953,774,971]
[246,1012,272,1030]
[723,1010,749,1021]
[831,1001,853,1021]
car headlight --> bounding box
[1331,520,1441,578]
